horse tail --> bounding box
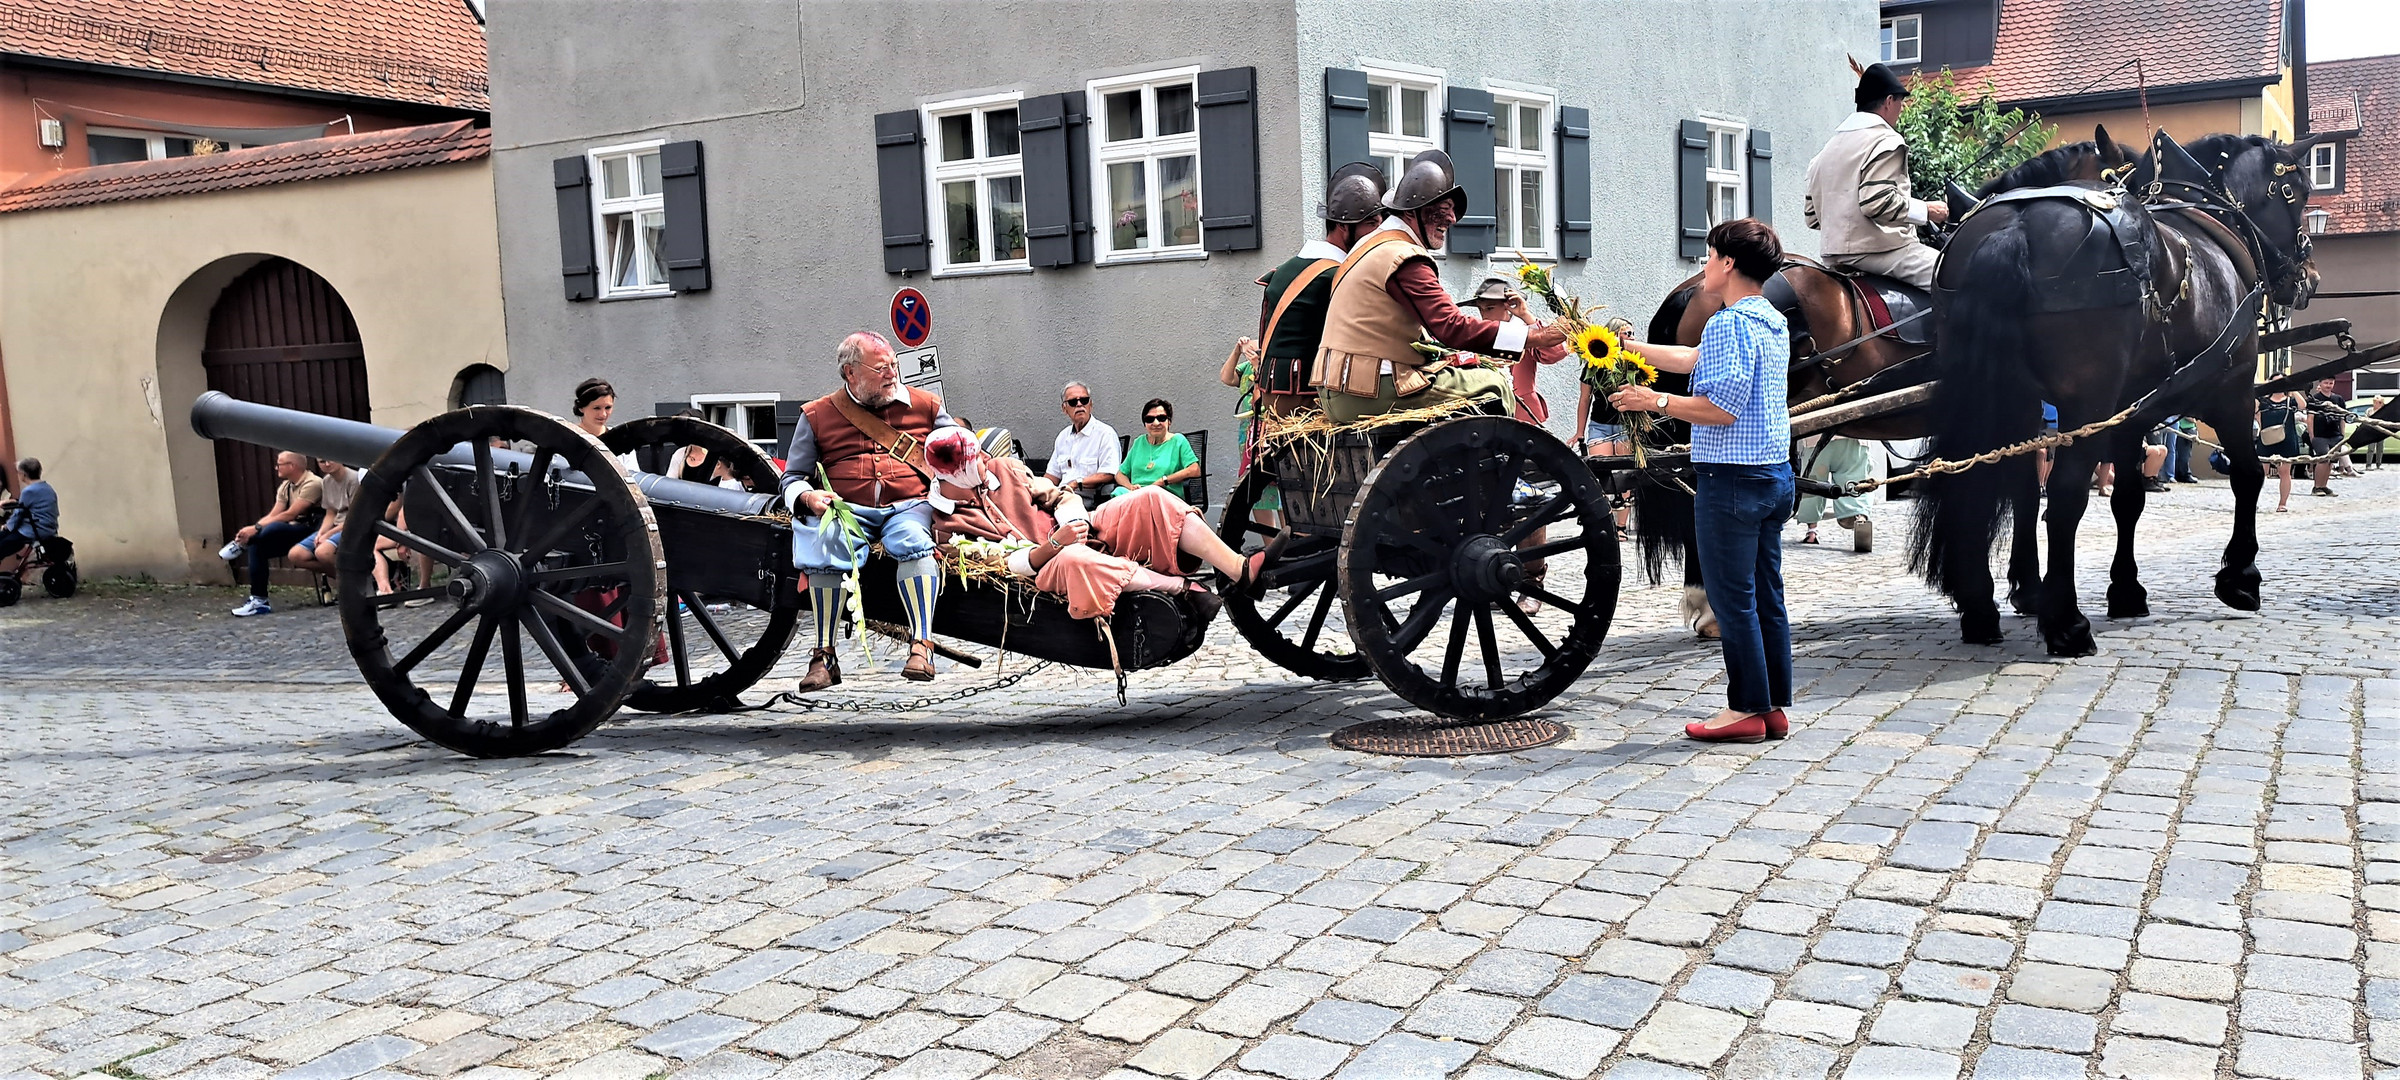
[1909,223,2044,594]
[1632,478,1695,587]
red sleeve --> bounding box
[1386,258,1514,355]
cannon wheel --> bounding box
[337,407,664,757]
[1338,415,1618,721]
[1216,471,1369,681]
[602,416,800,713]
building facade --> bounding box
[488,0,1872,498]
[2303,54,2399,400]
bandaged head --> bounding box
[925,427,986,490]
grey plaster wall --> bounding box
[1296,0,1877,438]
[488,0,1304,493]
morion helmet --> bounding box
[1319,161,1389,223]
[1383,149,1466,216]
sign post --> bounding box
[890,287,940,397]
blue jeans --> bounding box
[1695,462,1795,714]
[246,521,314,597]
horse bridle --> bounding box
[2140,161,2312,301]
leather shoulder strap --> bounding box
[822,391,929,471]
[1262,259,1338,347]
[1326,229,1416,295]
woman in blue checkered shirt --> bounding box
[1610,219,1795,744]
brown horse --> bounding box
[1636,135,2138,630]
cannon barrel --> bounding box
[190,391,779,518]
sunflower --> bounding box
[1574,323,1625,372]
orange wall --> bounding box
[0,66,428,180]
[2041,99,2251,149]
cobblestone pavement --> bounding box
[3,473,2394,1080]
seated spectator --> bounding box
[225,451,322,617]
[1114,398,1200,500]
[1045,381,1121,509]
[929,428,1261,619]
[0,457,58,568]
[285,458,359,579]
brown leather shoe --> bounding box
[796,648,841,692]
[903,641,936,682]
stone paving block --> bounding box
[1989,1004,2096,1053]
[1842,1045,1960,1080]
[2005,962,2116,1012]
[1194,983,1313,1038]
[1014,974,1125,1022]
[840,1012,960,1059]
[2245,954,2361,998]
[1787,962,1890,1010]
[1914,931,2014,970]
[1626,1002,1746,1068]
[2248,918,2358,960]
[1586,940,1690,983]
[1542,974,1663,1029]
[1290,999,1400,1046]
[2238,989,2354,1042]
[2236,1032,2367,1079]
[1124,1027,1238,1079]
[1148,962,1246,1001]
[2096,1035,2221,1079]
[284,1034,423,1080]
[1722,1033,1838,1080]
[1969,1046,2086,1080]
[1714,931,1806,975]
[2138,925,2244,965]
[1491,1016,1623,1078]
[820,986,911,1020]
[1872,998,1981,1051]
[1383,929,1482,969]
[1240,1033,1350,1080]
[878,1047,998,1079]
[1332,962,1444,1010]
[1081,991,1193,1044]
[1814,931,1909,969]
[1623,907,1715,947]
[1334,1032,1477,1079]
[1459,950,1565,997]
[1678,964,1775,1014]
[2023,931,2131,970]
[1401,990,1522,1043]
[1760,999,1861,1045]
[745,1013,860,1058]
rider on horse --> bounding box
[1804,62,1950,289]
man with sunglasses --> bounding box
[1045,382,1121,510]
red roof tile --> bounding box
[1912,0,2286,105]
[0,0,487,111]
[0,119,487,213]
[2310,88,2360,135]
[2306,54,2400,236]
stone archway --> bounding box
[200,257,369,545]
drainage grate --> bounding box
[1330,717,1571,757]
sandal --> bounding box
[1801,529,1819,545]
[1232,550,1269,600]
[902,641,936,682]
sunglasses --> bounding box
[1064,397,1091,407]
[1144,415,1170,423]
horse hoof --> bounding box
[2007,589,2038,617]
[1961,610,2005,645]
[2045,624,2098,657]
[2106,587,2149,620]
[2214,570,2261,611]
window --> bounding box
[589,142,668,298]
[692,394,783,459]
[1705,122,1747,227]
[1881,15,1922,65]
[2306,208,2329,235]
[1363,65,1443,196]
[2309,142,2339,192]
[1490,90,1553,258]
[926,94,1027,274]
[86,126,234,166]
[1089,69,1204,261]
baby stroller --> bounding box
[0,534,76,607]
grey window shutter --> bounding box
[1323,68,1370,184]
[775,400,806,458]
[1021,92,1094,268]
[1444,86,1496,256]
[875,110,930,274]
[1196,66,1260,252]
[1556,106,1592,260]
[553,155,597,300]
[1747,130,1774,225]
[1677,119,1710,258]
[659,140,711,291]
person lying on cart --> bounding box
[778,330,958,689]
[925,428,1265,620]
[1311,148,1568,423]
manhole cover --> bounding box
[199,844,265,864]
[1330,718,1571,757]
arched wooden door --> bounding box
[203,258,368,545]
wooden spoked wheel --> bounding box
[1338,416,1618,721]
[336,407,664,757]
[601,416,799,713]
[1217,471,1369,681]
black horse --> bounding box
[1910,131,2324,655]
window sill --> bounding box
[931,263,1035,279]
[598,288,674,303]
[1094,247,1208,267]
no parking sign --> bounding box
[890,287,932,349]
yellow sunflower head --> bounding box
[1573,323,1623,371]
[1623,348,1661,385]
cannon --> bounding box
[192,394,1214,757]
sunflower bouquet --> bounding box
[1515,261,1660,464]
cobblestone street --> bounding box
[3,474,2394,1080]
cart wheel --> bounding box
[0,574,18,608]
[602,416,799,712]
[337,406,664,757]
[1217,471,1369,681]
[1339,416,1618,721]
[42,563,76,599]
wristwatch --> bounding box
[1654,393,1670,411]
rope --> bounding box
[2180,413,2400,466]
[1841,398,2148,494]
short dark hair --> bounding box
[1142,398,1173,422]
[16,458,38,480]
[573,377,616,416]
[1706,218,1783,284]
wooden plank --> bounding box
[1789,383,1937,438]
[2258,338,2400,393]
[2258,319,2351,353]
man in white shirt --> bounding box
[1803,63,1950,289]
[1045,382,1121,507]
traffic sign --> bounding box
[890,287,932,349]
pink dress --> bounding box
[1032,486,1195,619]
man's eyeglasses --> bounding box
[1144,415,1169,424]
[1064,396,1091,407]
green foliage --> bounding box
[1895,69,2057,195]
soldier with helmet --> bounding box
[1804,62,1950,289]
[1238,161,1390,420]
[1312,149,1568,423]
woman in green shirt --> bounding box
[1115,397,1201,501]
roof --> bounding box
[0,119,488,214]
[0,0,488,111]
[2310,88,2360,135]
[2306,54,2400,236]
[1925,0,2285,106]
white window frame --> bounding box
[2308,142,2338,191]
[1704,120,1748,228]
[690,392,784,460]
[1087,66,1207,265]
[1488,83,1556,262]
[86,125,241,163]
[588,139,670,300]
[1882,15,1922,65]
[924,91,1030,278]
[1360,61,1445,205]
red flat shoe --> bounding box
[1685,714,1769,743]
[1759,709,1790,739]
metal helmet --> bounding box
[1318,161,1389,224]
[1383,149,1466,216]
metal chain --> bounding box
[739,660,1057,715]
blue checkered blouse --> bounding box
[1689,295,1791,465]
